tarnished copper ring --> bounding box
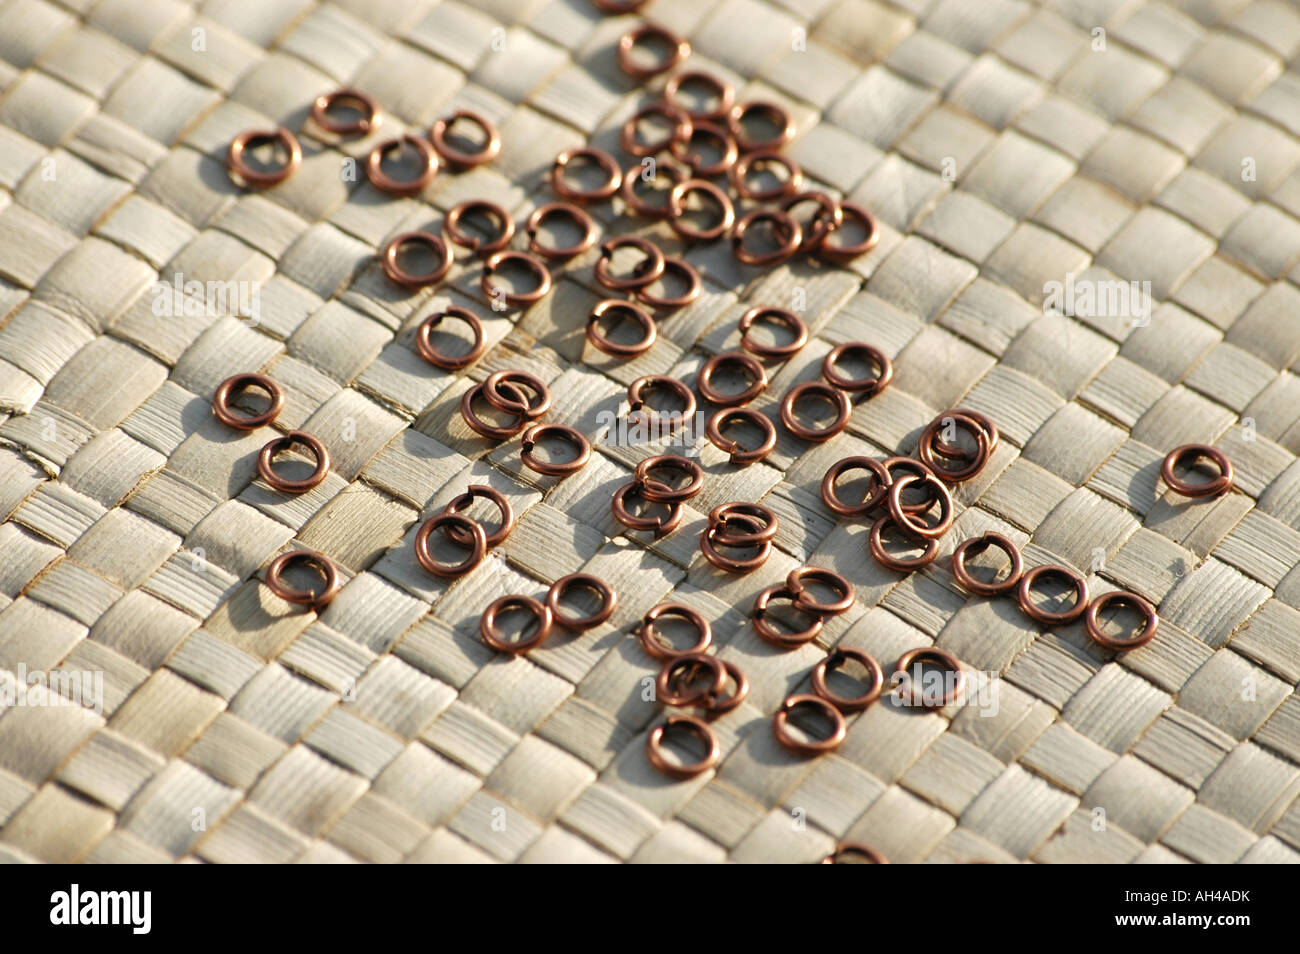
[413,512,486,578]
[730,149,802,201]
[646,714,720,779]
[257,431,330,493]
[415,307,485,370]
[521,422,591,477]
[822,342,892,395]
[460,381,528,440]
[738,307,808,360]
[552,147,622,202]
[869,515,939,571]
[524,201,598,260]
[429,109,501,169]
[668,179,736,242]
[887,473,953,540]
[611,481,684,538]
[441,484,515,548]
[700,513,771,573]
[620,160,687,219]
[697,351,767,406]
[1017,564,1089,626]
[781,191,844,253]
[264,549,341,609]
[1085,591,1159,651]
[1161,444,1233,498]
[483,369,551,421]
[634,256,700,311]
[669,120,738,178]
[639,603,711,659]
[586,300,657,358]
[728,100,795,152]
[481,251,552,307]
[918,411,992,483]
[366,134,438,196]
[752,585,823,648]
[821,456,890,517]
[817,201,880,263]
[381,231,453,288]
[780,381,850,442]
[628,375,697,433]
[708,502,778,547]
[444,200,515,256]
[786,566,853,616]
[811,648,883,712]
[951,532,1023,597]
[546,572,616,630]
[893,647,964,708]
[732,208,802,266]
[821,843,888,864]
[212,373,284,429]
[617,24,691,81]
[706,407,776,465]
[310,89,381,137]
[655,653,727,707]
[932,409,999,459]
[634,453,704,503]
[480,594,552,654]
[595,235,665,290]
[773,694,845,755]
[227,128,301,188]
[620,104,693,157]
[663,70,735,122]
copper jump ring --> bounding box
[415,307,485,370]
[708,503,779,547]
[429,109,501,169]
[663,70,735,122]
[893,647,964,708]
[481,251,552,307]
[669,120,739,178]
[1161,444,1233,498]
[586,300,657,358]
[1084,591,1159,651]
[366,134,438,196]
[822,342,892,395]
[786,566,854,616]
[730,150,803,202]
[413,512,486,578]
[886,473,953,540]
[918,411,992,483]
[811,648,884,712]
[310,89,381,137]
[869,515,939,571]
[552,147,623,202]
[628,375,697,434]
[816,201,880,263]
[441,483,516,547]
[460,381,529,440]
[635,255,701,310]
[655,653,727,707]
[546,573,616,630]
[706,407,776,465]
[611,481,684,538]
[820,456,890,517]
[525,202,599,260]
[772,694,846,756]
[617,24,691,81]
[264,549,342,609]
[697,351,767,406]
[668,179,736,242]
[633,454,704,504]
[257,431,330,493]
[595,235,665,290]
[780,381,850,442]
[444,200,515,256]
[700,512,772,573]
[381,231,453,288]
[212,373,284,429]
[950,532,1023,597]
[882,456,940,513]
[728,100,795,152]
[781,191,843,253]
[227,128,301,188]
[639,603,712,660]
[483,370,550,421]
[1017,564,1090,626]
[932,409,1000,459]
[521,422,591,477]
[646,714,720,779]
[620,103,693,157]
[480,594,553,654]
[752,585,823,648]
[732,209,802,267]
[621,160,687,219]
[738,306,808,361]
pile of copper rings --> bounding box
[412,484,515,580]
[211,373,331,494]
[700,503,778,572]
[780,340,893,443]
[612,453,702,538]
[479,573,617,655]
[752,566,854,649]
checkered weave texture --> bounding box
[2,0,1300,864]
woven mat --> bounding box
[1,0,1299,865]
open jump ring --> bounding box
[628,375,697,433]
[655,653,727,707]
[738,306,808,360]
[617,25,691,81]
[732,208,801,266]
[381,231,452,288]
[728,100,795,153]
[552,147,623,202]
[444,200,515,256]
[1016,564,1089,626]
[586,300,657,358]
[752,585,823,648]
[460,381,529,440]
[521,423,591,476]
[257,431,330,493]
[708,503,779,548]
[429,110,501,169]
[264,549,342,609]
[546,573,616,630]
[415,307,485,370]
[525,202,599,260]
[706,407,776,464]
[817,201,880,263]
[414,512,486,579]
[1161,444,1233,498]
[696,351,767,406]
[730,150,802,202]
[668,179,736,242]
[700,512,771,573]
[780,381,850,442]
[441,484,515,548]
[595,236,665,290]
[636,256,701,310]
[772,694,846,756]
[663,71,735,123]
[621,104,693,158]
[212,373,284,430]
[481,251,552,307]
[311,89,381,137]
[869,515,939,571]
[647,714,720,779]
[669,120,738,178]
[638,603,712,660]
[886,473,953,540]
[786,566,853,616]
[950,532,1023,596]
[611,481,684,538]
[227,128,302,188]
[633,454,704,504]
[811,648,884,712]
[821,342,892,395]
[366,134,438,196]
[918,411,992,483]
[484,370,551,421]
[820,456,890,517]
[1084,591,1159,651]
[892,647,964,708]
[480,594,553,654]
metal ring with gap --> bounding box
[611,480,684,538]
[646,714,720,779]
[459,381,529,440]
[780,381,850,442]
[655,653,727,707]
[780,191,843,253]
[413,512,486,578]
[257,431,330,493]
[696,351,766,406]
[1161,444,1233,498]
[627,375,697,434]
[524,201,599,260]
[932,409,1000,459]
[552,147,623,202]
[786,566,853,616]
[663,70,735,122]
[667,178,735,242]
[620,103,693,157]
[634,255,700,310]
[480,251,552,307]
[728,100,795,152]
[310,89,381,137]
[1085,590,1159,651]
[700,512,771,573]
[480,594,552,654]
[415,307,485,371]
[633,454,703,504]
[212,373,284,430]
[821,342,892,395]
[751,585,823,648]
[429,109,501,169]
[1016,564,1090,626]
[616,24,691,81]
[811,648,884,712]
[869,515,939,571]
[227,128,301,188]
[620,160,687,219]
[738,306,808,360]
[732,208,802,266]
[772,693,846,755]
[381,231,453,288]
[444,199,515,256]
[730,149,803,201]
[882,456,940,513]
[918,410,992,483]
[816,201,880,263]
[586,299,657,358]
[638,603,711,660]
[950,532,1024,597]
[668,120,738,177]
[886,473,953,540]
[594,235,665,290]
[521,423,591,477]
[820,456,890,517]
[706,407,776,465]
[483,370,551,421]
[545,572,616,630]
[892,647,964,708]
[264,549,341,609]
[441,484,515,548]
[707,502,778,547]
[366,134,438,196]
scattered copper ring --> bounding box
[706,408,776,465]
[546,573,616,630]
[415,307,485,370]
[310,89,381,137]
[521,423,591,477]
[628,375,697,433]
[483,370,551,421]
[668,179,736,242]
[647,714,720,779]
[786,566,854,616]
[869,515,939,571]
[918,411,992,483]
[738,307,808,360]
[481,251,552,307]
[697,659,749,714]
[730,149,802,201]
[732,208,802,266]
[700,513,771,572]
[366,134,438,196]
[663,70,735,122]
[752,585,823,648]
[820,456,890,517]
[697,351,767,406]
[893,648,964,708]
[822,342,892,395]
[1017,564,1090,626]
[413,512,486,578]
[459,381,528,440]
[611,481,684,538]
[728,101,795,152]
[264,550,341,609]
[524,201,598,260]
[932,409,1000,459]
[552,147,622,202]
[950,532,1023,597]
[634,255,700,310]
[441,484,515,548]
[882,456,939,513]
[444,200,515,256]
[772,694,846,755]
[620,161,687,219]
[811,648,883,712]
[780,381,850,442]
[708,503,779,547]
[257,431,330,493]
[212,373,284,430]
[886,473,953,540]
[429,109,501,169]
[634,454,704,504]
[595,235,665,290]
[381,231,452,288]
[821,843,888,864]
[620,104,693,157]
[1084,591,1159,651]
[817,201,880,263]
[617,24,691,81]
[781,191,843,253]
[586,300,657,358]
[639,603,712,659]
[226,128,301,187]
[1161,444,1233,498]
[655,653,727,707]
[480,594,553,654]
[669,120,739,178]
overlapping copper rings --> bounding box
[812,648,883,712]
[1161,444,1233,498]
[611,480,683,537]
[918,410,992,482]
[265,549,341,609]
[415,307,485,370]
[822,342,892,395]
[821,843,888,864]
[655,653,748,714]
[381,231,452,287]
[1016,564,1089,626]
[621,160,687,219]
[524,202,598,260]
[520,423,591,477]
[869,515,939,571]
[780,381,850,441]
[481,250,552,307]
[627,375,697,433]
[617,24,691,81]
[646,714,720,779]
[442,484,515,548]
[730,150,803,202]
[772,694,846,755]
[732,208,802,266]
[227,128,301,187]
[212,373,284,429]
[429,109,501,169]
[893,647,964,708]
[460,380,531,439]
[586,300,657,358]
[706,407,776,464]
[414,512,486,578]
[483,370,551,422]
[669,120,738,177]
[887,473,953,539]
[700,503,777,572]
[696,351,767,406]
[633,454,703,503]
[444,200,515,256]
[821,456,890,516]
[668,179,736,242]
[595,235,665,290]
[311,89,381,137]
[752,585,824,648]
[1085,591,1159,651]
[738,306,808,360]
[546,573,616,630]
[638,603,711,659]
[257,431,330,493]
[728,100,795,152]
[663,71,735,122]
[950,532,1023,597]
[620,104,693,157]
[480,594,552,654]
[817,201,880,263]
[366,134,438,196]
[787,566,854,615]
[882,456,939,512]
[552,147,623,202]
[781,191,843,253]
[636,256,701,309]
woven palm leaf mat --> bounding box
[2,0,1300,865]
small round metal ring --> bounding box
[730,149,803,202]
[951,532,1023,597]
[611,480,684,538]
[811,648,884,712]
[481,251,552,307]
[480,594,553,654]
[257,431,330,493]
[620,161,687,219]
[620,103,693,157]
[820,456,890,517]
[772,694,846,755]
[752,585,823,648]
[646,714,720,779]
[821,843,888,864]
[655,653,727,707]
[816,201,880,263]
[932,409,1000,459]
[886,473,953,540]
[264,549,341,609]
[521,423,591,477]
[460,381,528,440]
[595,235,665,290]
[663,70,735,122]
[696,351,767,407]
[638,603,712,660]
[552,147,623,202]
[707,502,778,547]
[381,231,453,288]
[546,572,616,630]
[869,515,939,571]
[1017,564,1090,626]
[227,128,301,188]
[667,179,736,242]
[634,255,700,310]
[444,200,515,256]
[483,370,551,421]
[212,373,284,430]
[310,89,381,137]
[415,307,485,371]
[893,647,964,708]
[918,411,992,483]
[586,299,657,358]
[1161,444,1234,498]
[780,381,850,442]
[413,512,486,579]
[732,208,802,267]
[700,513,771,573]
[441,484,515,548]
[617,24,691,81]
[706,407,776,465]
[627,375,697,434]
[524,202,599,260]
[781,191,844,253]
[882,457,940,513]
[429,109,501,169]
[738,307,809,361]
[786,566,854,616]
[366,134,438,196]
[1085,591,1159,651]
[633,454,704,504]
[822,342,893,395]
[668,120,738,178]
[728,100,795,152]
